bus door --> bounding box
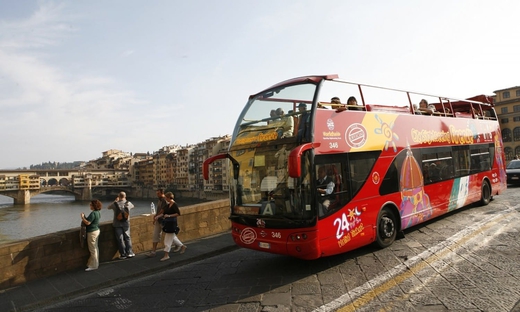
[314,157,348,218]
[314,151,381,256]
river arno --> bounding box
[0,194,207,244]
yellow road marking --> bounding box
[330,211,515,312]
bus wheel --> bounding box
[376,207,397,248]
[480,180,491,206]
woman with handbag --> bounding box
[80,199,102,271]
[154,192,187,261]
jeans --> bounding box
[114,225,133,257]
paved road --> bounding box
[42,187,520,311]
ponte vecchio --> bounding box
[0,169,132,204]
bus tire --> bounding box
[376,207,397,248]
[480,180,491,206]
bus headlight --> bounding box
[290,233,308,241]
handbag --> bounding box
[162,217,178,234]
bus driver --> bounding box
[316,166,335,216]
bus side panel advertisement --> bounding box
[314,111,504,257]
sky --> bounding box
[0,0,519,169]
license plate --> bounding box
[259,242,270,249]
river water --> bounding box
[0,194,204,244]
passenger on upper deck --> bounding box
[297,103,310,141]
[472,107,482,119]
[331,97,342,109]
[347,96,363,111]
[419,99,436,115]
[413,104,422,115]
[335,96,362,112]
[268,109,278,124]
[276,108,294,138]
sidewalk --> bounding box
[0,232,238,312]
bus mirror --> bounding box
[203,153,230,181]
[288,143,320,178]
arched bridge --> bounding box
[0,169,133,204]
[0,185,134,204]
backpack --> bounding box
[116,201,129,221]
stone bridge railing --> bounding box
[0,199,231,289]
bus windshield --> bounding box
[234,83,317,145]
[228,144,314,225]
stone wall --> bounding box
[0,199,231,290]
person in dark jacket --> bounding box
[154,192,187,261]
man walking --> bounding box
[107,191,135,259]
[147,188,168,257]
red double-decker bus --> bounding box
[203,74,507,260]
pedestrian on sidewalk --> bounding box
[147,188,168,257]
[155,192,187,261]
[107,191,135,259]
[81,199,102,271]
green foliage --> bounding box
[29,161,84,170]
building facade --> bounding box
[494,86,520,160]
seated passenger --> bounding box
[472,107,482,118]
[297,103,310,141]
[331,97,342,109]
[276,108,294,138]
[336,96,362,111]
[419,99,436,115]
[268,109,278,124]
[347,96,363,111]
[413,104,422,115]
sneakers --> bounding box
[85,267,97,272]
[146,251,156,258]
[127,253,135,258]
[119,256,127,260]
[172,246,182,253]
[180,245,187,254]
[160,255,170,261]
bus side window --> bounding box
[348,152,379,196]
[380,162,399,195]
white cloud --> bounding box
[121,50,134,57]
[0,2,160,168]
[0,2,74,50]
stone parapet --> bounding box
[0,199,231,290]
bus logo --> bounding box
[345,123,367,148]
[240,227,257,244]
[372,172,380,184]
[327,119,335,130]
